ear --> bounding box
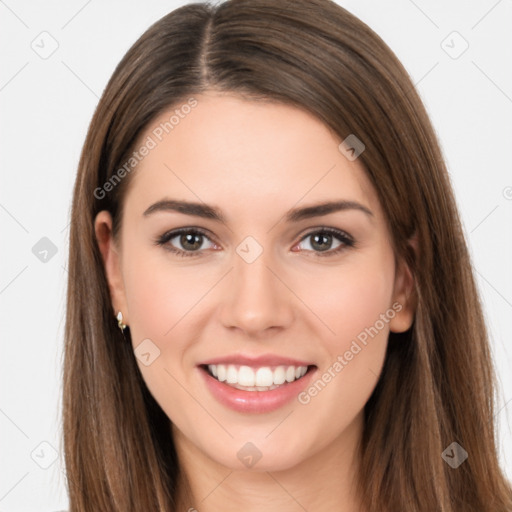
[389,233,418,333]
[94,210,129,326]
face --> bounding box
[95,92,415,472]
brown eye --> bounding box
[155,228,216,257]
[177,232,204,251]
[295,228,355,257]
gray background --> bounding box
[1,0,511,510]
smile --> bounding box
[205,364,309,391]
[198,363,317,413]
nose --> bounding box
[219,247,295,337]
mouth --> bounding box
[199,363,316,392]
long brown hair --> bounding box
[63,0,512,510]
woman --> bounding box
[63,0,512,510]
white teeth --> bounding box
[285,366,296,382]
[226,365,238,384]
[255,367,273,387]
[206,363,309,389]
[273,366,286,385]
[238,365,255,387]
[216,364,226,382]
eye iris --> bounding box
[181,233,202,251]
[311,233,332,252]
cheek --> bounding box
[120,246,210,425]
[297,248,395,423]
[305,249,396,351]
[122,244,213,344]
[295,248,395,408]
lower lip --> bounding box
[198,365,317,413]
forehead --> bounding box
[123,92,381,222]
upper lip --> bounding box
[198,354,315,368]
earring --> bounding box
[116,311,127,333]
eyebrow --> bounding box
[142,198,373,223]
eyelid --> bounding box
[299,226,354,244]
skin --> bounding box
[95,91,416,511]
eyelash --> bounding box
[154,227,355,258]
